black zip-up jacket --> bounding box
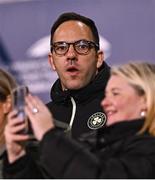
[46,62,110,138]
[3,119,155,178]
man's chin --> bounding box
[65,83,85,91]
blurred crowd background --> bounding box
[0,0,154,102]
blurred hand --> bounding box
[25,94,55,141]
[5,110,30,163]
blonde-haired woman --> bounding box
[0,68,17,177]
[103,62,155,135]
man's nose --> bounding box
[66,44,77,57]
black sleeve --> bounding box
[39,130,155,178]
[39,129,101,178]
[2,143,43,179]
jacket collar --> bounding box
[98,119,145,144]
[78,119,145,149]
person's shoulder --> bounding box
[123,133,155,154]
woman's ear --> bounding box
[140,95,147,115]
[2,95,12,114]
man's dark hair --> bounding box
[50,12,100,49]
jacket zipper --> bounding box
[66,97,76,132]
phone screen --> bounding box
[11,85,29,134]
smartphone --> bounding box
[11,85,29,134]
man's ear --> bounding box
[96,50,104,69]
[48,53,56,71]
[3,95,12,114]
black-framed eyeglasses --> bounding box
[50,39,99,56]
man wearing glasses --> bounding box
[2,12,110,179]
[47,12,110,139]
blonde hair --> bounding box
[111,62,155,136]
[0,68,17,146]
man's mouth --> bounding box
[66,67,79,75]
